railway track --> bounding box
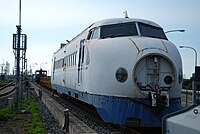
[0,82,15,98]
[33,81,163,134]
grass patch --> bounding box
[20,99,45,134]
[0,107,17,121]
[0,99,45,134]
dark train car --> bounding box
[35,69,52,90]
[35,69,47,83]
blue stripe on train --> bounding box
[52,84,181,127]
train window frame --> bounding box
[72,54,74,66]
[71,54,73,66]
[64,52,78,68]
[100,22,138,39]
[138,22,168,40]
[91,27,100,39]
[87,29,93,40]
[87,27,100,40]
[75,51,77,65]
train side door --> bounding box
[78,39,85,84]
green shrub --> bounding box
[0,107,15,121]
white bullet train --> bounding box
[51,18,182,127]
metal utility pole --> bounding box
[15,24,21,111]
[14,0,22,111]
[13,0,27,111]
[19,0,21,26]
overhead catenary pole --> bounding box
[19,0,21,25]
[14,0,22,111]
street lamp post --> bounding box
[179,45,198,105]
[29,63,37,81]
[165,29,185,34]
[40,62,47,69]
[30,63,38,75]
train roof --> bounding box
[91,18,162,28]
[53,18,162,54]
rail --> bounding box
[0,81,14,91]
[0,82,15,98]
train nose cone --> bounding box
[133,54,175,96]
[129,37,168,52]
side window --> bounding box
[91,28,99,39]
[87,27,99,40]
[75,51,77,65]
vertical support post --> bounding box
[14,25,21,111]
[63,109,69,132]
[8,97,13,109]
[39,89,42,100]
[186,88,188,107]
[192,81,196,105]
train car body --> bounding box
[51,18,182,127]
[35,69,47,83]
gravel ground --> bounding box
[37,100,63,133]
[29,89,65,134]
[0,89,65,134]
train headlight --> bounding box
[116,67,128,83]
[164,75,173,84]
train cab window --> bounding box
[91,28,99,39]
[100,22,138,39]
[138,22,168,40]
[87,27,100,40]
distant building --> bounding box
[0,61,10,75]
[5,62,10,75]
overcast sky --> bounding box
[0,0,200,78]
